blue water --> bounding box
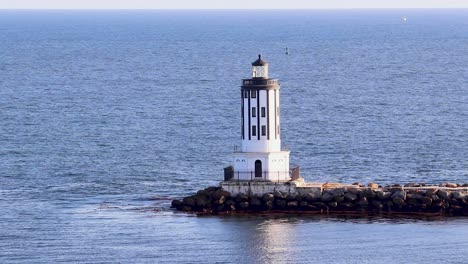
[0,10,467,263]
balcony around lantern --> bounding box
[242,78,279,86]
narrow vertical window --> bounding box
[261,107,266,117]
[277,125,280,135]
[261,125,266,136]
[252,126,257,136]
[251,90,256,98]
[244,90,249,98]
[252,107,256,117]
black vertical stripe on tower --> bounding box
[257,90,260,140]
[274,90,277,139]
[241,90,244,140]
[266,90,270,140]
[248,90,251,140]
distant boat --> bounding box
[285,47,289,55]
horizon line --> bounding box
[1,7,468,10]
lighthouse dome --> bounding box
[251,54,269,79]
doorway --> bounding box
[254,160,262,178]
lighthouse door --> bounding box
[254,160,262,178]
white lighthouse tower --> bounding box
[231,55,291,182]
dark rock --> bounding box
[181,206,192,212]
[321,192,334,202]
[262,193,275,203]
[299,201,309,208]
[195,196,210,207]
[344,192,358,201]
[286,193,297,201]
[275,199,287,208]
[171,199,183,209]
[212,190,231,200]
[407,193,424,200]
[312,202,328,209]
[462,183,468,187]
[295,194,305,202]
[449,198,460,206]
[417,190,428,196]
[392,197,406,206]
[238,202,249,209]
[385,201,394,209]
[331,188,345,196]
[371,200,383,210]
[391,190,406,200]
[340,202,355,209]
[287,201,299,208]
[346,187,361,194]
[213,195,226,205]
[182,197,195,207]
[376,191,392,200]
[334,196,345,203]
[304,192,320,202]
[250,195,262,207]
[452,191,466,200]
[204,186,220,194]
[437,190,451,199]
[431,194,441,202]
[216,204,227,212]
[357,197,369,206]
[421,197,432,206]
[425,189,438,197]
[328,202,338,208]
[361,188,376,199]
[407,199,420,206]
[235,193,249,203]
[353,182,364,187]
[450,205,463,212]
[273,190,287,199]
[265,201,274,210]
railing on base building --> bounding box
[224,165,300,182]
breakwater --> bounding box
[171,182,468,216]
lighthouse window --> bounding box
[252,126,257,136]
[244,90,249,98]
[261,107,266,117]
[252,107,256,117]
[261,125,266,136]
[251,90,256,98]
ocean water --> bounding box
[0,9,467,263]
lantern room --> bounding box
[252,54,269,79]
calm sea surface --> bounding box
[0,10,467,263]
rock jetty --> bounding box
[171,183,468,216]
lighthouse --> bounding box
[231,55,291,182]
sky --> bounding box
[1,0,467,9]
